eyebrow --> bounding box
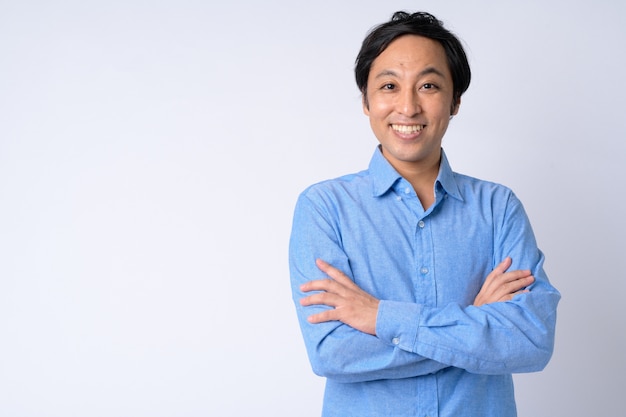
[373,66,446,80]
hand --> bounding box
[473,257,534,307]
[300,259,380,335]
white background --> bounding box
[1,1,625,416]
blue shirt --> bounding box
[289,148,560,417]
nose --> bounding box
[397,88,421,116]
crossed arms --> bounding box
[292,254,557,382]
[300,257,534,336]
[289,189,560,382]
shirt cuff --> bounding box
[376,299,422,351]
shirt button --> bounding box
[404,187,411,194]
[418,220,425,228]
[396,196,402,201]
[420,267,429,274]
[392,337,400,345]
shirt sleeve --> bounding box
[375,191,561,375]
[289,191,449,383]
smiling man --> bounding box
[289,11,560,417]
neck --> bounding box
[385,151,441,210]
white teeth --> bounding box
[392,124,423,134]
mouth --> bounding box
[391,124,424,134]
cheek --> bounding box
[432,100,455,120]
[366,97,391,119]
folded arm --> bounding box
[373,195,560,375]
[301,257,532,335]
[290,194,450,382]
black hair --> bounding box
[355,11,471,109]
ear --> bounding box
[362,94,370,115]
[451,97,461,116]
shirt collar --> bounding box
[369,146,464,202]
[369,146,403,197]
[437,149,463,202]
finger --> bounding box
[494,257,512,274]
[481,258,513,292]
[478,273,534,305]
[495,272,533,292]
[491,275,534,302]
[300,278,335,293]
[488,268,533,287]
[498,288,531,303]
[307,309,338,324]
[300,291,341,307]
[316,259,354,286]
[503,275,534,294]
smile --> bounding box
[391,124,424,134]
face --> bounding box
[363,35,459,174]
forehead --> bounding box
[369,34,450,78]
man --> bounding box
[289,11,560,417]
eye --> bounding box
[421,83,438,91]
[381,83,396,91]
